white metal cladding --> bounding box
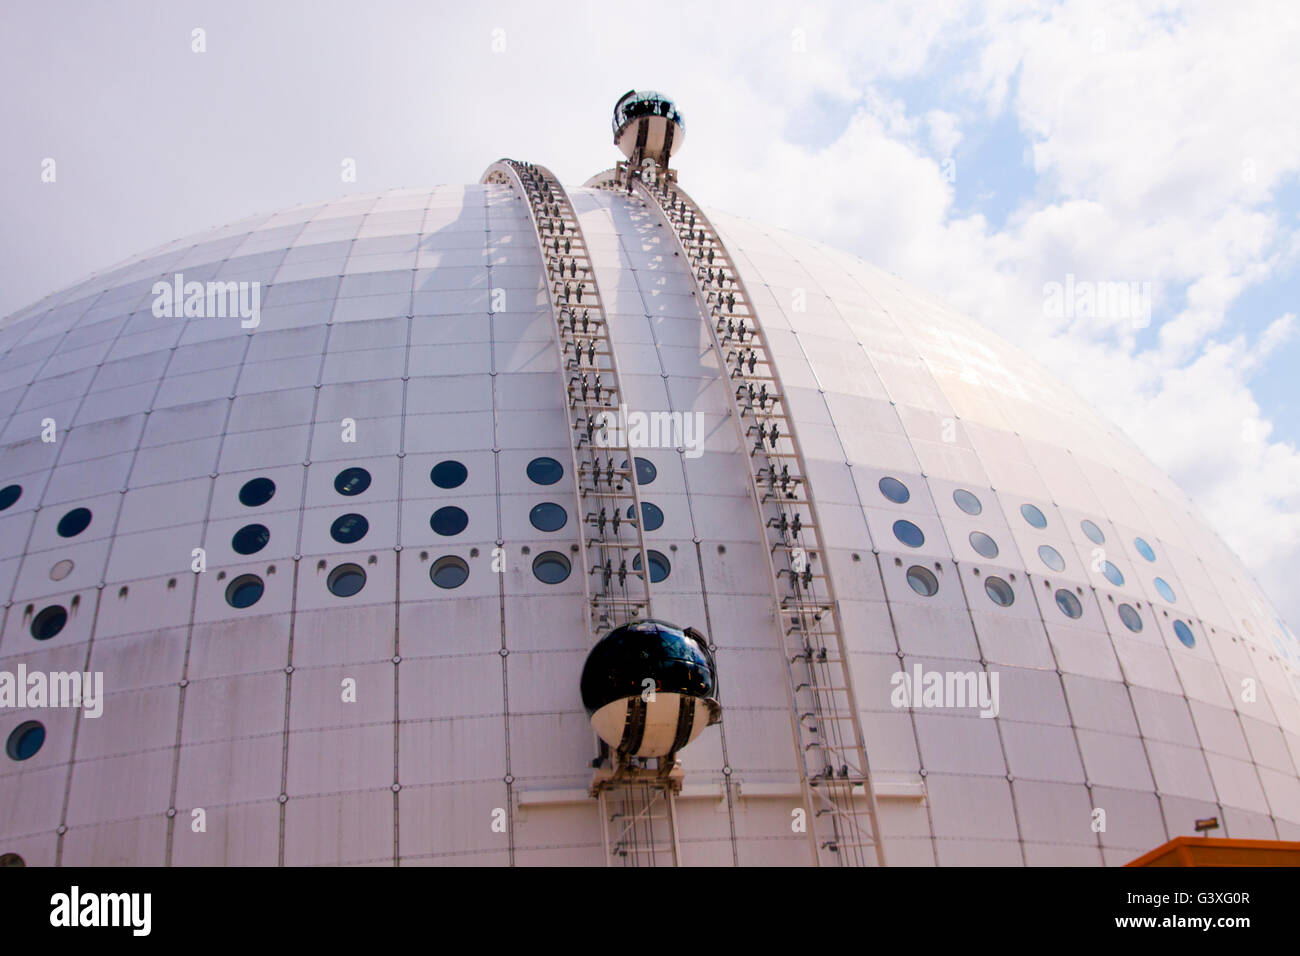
[0,183,1296,866]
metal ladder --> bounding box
[592,163,887,866]
[481,160,681,866]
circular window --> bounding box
[905,565,938,596]
[238,477,276,507]
[1037,544,1065,572]
[430,507,469,536]
[0,484,21,511]
[1173,619,1196,648]
[628,502,664,532]
[969,531,999,559]
[57,507,92,538]
[49,559,74,581]
[526,457,564,485]
[632,550,671,583]
[529,502,568,532]
[1154,577,1176,603]
[225,574,265,608]
[231,524,270,555]
[327,563,367,597]
[1134,537,1156,562]
[430,555,470,589]
[953,488,982,516]
[30,606,67,641]
[1055,589,1083,619]
[330,513,369,544]
[430,460,468,489]
[1020,503,1047,529]
[1081,519,1105,545]
[623,457,657,485]
[1101,560,1124,587]
[0,853,24,867]
[892,519,924,549]
[878,476,910,504]
[334,467,371,496]
[5,721,45,761]
[532,551,572,584]
[1118,603,1143,632]
[984,576,1015,607]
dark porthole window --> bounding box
[0,484,21,511]
[969,531,999,559]
[430,506,469,536]
[57,507,92,538]
[238,477,276,507]
[628,502,664,532]
[30,606,67,641]
[1038,544,1065,572]
[1134,537,1156,562]
[526,457,564,485]
[430,556,470,589]
[232,524,270,555]
[953,488,982,516]
[532,551,572,584]
[1118,603,1143,632]
[1081,519,1105,545]
[1020,503,1047,529]
[334,467,371,497]
[879,476,910,504]
[1154,577,1176,603]
[1173,619,1196,648]
[225,574,265,609]
[905,565,938,597]
[1055,589,1083,619]
[330,513,369,544]
[984,576,1015,607]
[5,721,45,761]
[623,457,657,485]
[327,563,367,597]
[529,502,568,532]
[0,853,24,867]
[1101,560,1124,587]
[430,460,468,489]
[632,550,671,583]
[892,519,924,549]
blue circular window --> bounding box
[238,477,276,507]
[57,507,92,538]
[892,519,924,549]
[330,513,369,544]
[532,551,571,584]
[1173,620,1195,648]
[430,556,469,589]
[526,457,564,485]
[628,502,664,532]
[232,524,270,555]
[1134,537,1156,562]
[879,476,910,504]
[430,460,468,489]
[1038,545,1065,572]
[969,531,999,559]
[984,576,1014,607]
[1101,560,1124,587]
[1154,577,1176,603]
[431,507,469,536]
[1020,504,1047,529]
[529,502,568,532]
[327,564,367,597]
[1081,519,1105,545]
[0,484,22,511]
[1118,603,1143,632]
[5,721,45,761]
[225,574,264,609]
[30,606,67,641]
[1055,589,1083,619]
[632,550,671,583]
[623,457,657,485]
[334,467,371,496]
[906,565,938,596]
[953,488,982,516]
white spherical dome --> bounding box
[0,180,1296,866]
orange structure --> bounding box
[1127,837,1300,866]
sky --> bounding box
[1,0,1297,627]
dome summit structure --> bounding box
[0,92,1297,867]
